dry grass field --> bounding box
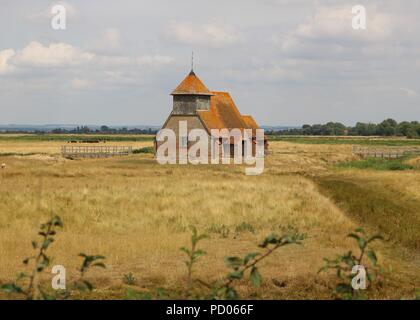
[0,135,419,299]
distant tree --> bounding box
[406,128,419,139]
[329,122,346,135]
[397,121,412,136]
[376,119,397,136]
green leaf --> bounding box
[180,247,190,255]
[82,280,93,291]
[92,255,106,261]
[227,271,244,280]
[367,235,383,244]
[16,272,28,281]
[354,227,365,234]
[36,256,50,271]
[92,262,106,269]
[348,233,366,250]
[224,256,243,270]
[265,234,279,244]
[244,252,259,265]
[51,216,63,227]
[224,287,239,300]
[1,283,24,294]
[367,249,377,266]
[196,234,209,242]
[42,238,54,249]
[367,270,376,282]
[357,238,366,250]
[341,253,356,267]
[347,233,361,242]
[193,249,206,259]
[335,283,352,294]
[250,267,262,287]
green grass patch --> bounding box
[314,176,420,249]
[336,157,415,171]
[132,146,154,154]
[0,152,41,157]
[269,136,420,146]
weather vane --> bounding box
[191,51,194,72]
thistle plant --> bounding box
[181,226,306,299]
[123,272,137,285]
[74,253,106,292]
[211,231,306,299]
[1,215,63,299]
[319,227,383,299]
[180,226,208,296]
[1,215,106,299]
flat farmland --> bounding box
[0,134,419,299]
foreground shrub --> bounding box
[0,216,106,300]
[179,226,306,299]
[319,228,383,299]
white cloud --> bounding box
[137,55,174,66]
[294,5,393,42]
[1,41,174,72]
[167,21,242,47]
[15,41,95,67]
[94,28,121,52]
[266,4,408,66]
[28,1,77,21]
[0,40,175,93]
[0,49,16,74]
[71,78,94,89]
[400,88,418,97]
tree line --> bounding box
[50,125,158,134]
[267,119,420,138]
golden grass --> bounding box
[0,141,151,155]
[0,139,418,299]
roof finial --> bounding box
[191,51,194,73]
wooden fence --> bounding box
[353,146,420,159]
[61,146,132,158]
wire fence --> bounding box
[61,146,132,158]
[352,146,420,159]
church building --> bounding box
[157,68,267,158]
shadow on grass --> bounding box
[313,176,420,250]
[336,157,416,171]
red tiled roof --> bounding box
[171,71,212,95]
[171,71,261,136]
[242,115,259,129]
[198,92,260,134]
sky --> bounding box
[0,0,419,126]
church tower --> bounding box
[170,70,213,115]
